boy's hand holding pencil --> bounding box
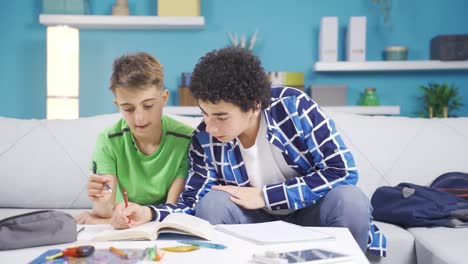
[86,174,115,202]
[110,201,154,229]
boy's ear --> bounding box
[113,98,119,109]
[253,102,262,113]
[161,89,169,106]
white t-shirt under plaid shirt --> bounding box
[239,112,300,215]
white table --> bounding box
[0,226,369,264]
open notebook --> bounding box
[215,221,334,245]
[92,213,214,242]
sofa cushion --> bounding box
[367,221,416,264]
[408,227,468,264]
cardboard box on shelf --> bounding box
[178,87,198,106]
[43,0,89,14]
[268,72,304,91]
[310,84,348,106]
[158,0,200,16]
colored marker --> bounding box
[176,240,227,249]
[46,246,95,260]
[160,245,199,252]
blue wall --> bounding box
[1,0,467,118]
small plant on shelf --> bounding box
[416,82,464,118]
[371,0,392,25]
[228,30,258,52]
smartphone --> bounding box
[269,248,352,264]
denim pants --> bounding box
[195,185,372,252]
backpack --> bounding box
[430,172,468,199]
[371,182,468,228]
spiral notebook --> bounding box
[215,221,334,245]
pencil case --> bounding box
[0,210,77,250]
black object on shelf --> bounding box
[430,34,468,61]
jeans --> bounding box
[195,185,372,253]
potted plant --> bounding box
[371,0,392,25]
[417,82,464,118]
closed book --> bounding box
[319,17,338,62]
[346,16,367,61]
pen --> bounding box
[176,240,227,250]
[77,226,85,234]
[109,246,128,259]
[92,163,112,193]
[103,182,112,193]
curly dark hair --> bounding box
[190,47,271,112]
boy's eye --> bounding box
[143,105,154,109]
[123,108,134,113]
[218,117,228,121]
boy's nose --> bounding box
[205,121,219,134]
[135,110,145,123]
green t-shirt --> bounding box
[90,115,194,205]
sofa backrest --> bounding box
[0,113,202,209]
[1,110,467,208]
[326,111,468,198]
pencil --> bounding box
[109,246,128,259]
[123,188,129,208]
[123,187,130,224]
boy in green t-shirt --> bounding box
[75,52,194,227]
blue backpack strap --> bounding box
[430,172,468,199]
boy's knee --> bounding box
[195,190,239,224]
[196,190,231,210]
[321,185,371,222]
[321,185,372,252]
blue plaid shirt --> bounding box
[151,86,386,256]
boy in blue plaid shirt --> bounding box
[122,47,386,256]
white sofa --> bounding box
[1,109,467,264]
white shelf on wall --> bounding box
[39,14,205,29]
[323,105,400,115]
[164,106,400,116]
[314,60,468,72]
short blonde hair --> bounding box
[110,52,164,94]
